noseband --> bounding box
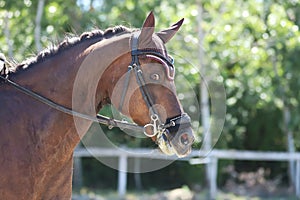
[0,32,191,140]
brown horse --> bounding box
[0,12,194,199]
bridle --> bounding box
[0,31,191,142]
[119,31,191,139]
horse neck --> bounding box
[13,41,95,108]
[12,34,131,142]
[15,34,131,111]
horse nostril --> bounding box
[180,133,190,145]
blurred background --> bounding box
[1,0,300,199]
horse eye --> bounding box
[150,73,160,81]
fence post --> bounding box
[73,156,83,189]
[296,159,300,198]
[209,157,218,200]
[73,146,83,189]
[118,154,128,198]
[134,158,143,190]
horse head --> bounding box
[108,12,195,157]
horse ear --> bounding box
[156,18,184,43]
[142,11,155,29]
[139,11,155,46]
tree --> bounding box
[201,0,300,188]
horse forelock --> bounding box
[7,26,133,74]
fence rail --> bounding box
[73,148,300,199]
[190,149,300,199]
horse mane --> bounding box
[5,25,133,74]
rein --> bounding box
[0,31,191,139]
[0,74,144,132]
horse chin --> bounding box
[156,138,192,158]
[171,143,192,158]
[156,135,176,156]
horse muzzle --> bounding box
[168,126,194,157]
[155,113,195,157]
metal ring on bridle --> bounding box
[143,114,160,137]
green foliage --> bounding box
[202,0,300,151]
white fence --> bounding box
[190,149,300,199]
[73,148,300,199]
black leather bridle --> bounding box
[0,32,191,141]
[118,31,191,139]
